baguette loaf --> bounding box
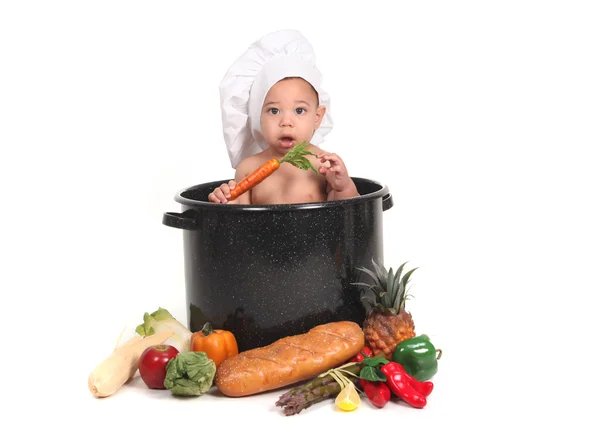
[215,321,364,397]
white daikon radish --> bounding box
[88,329,175,398]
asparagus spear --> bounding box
[275,363,362,415]
[277,378,361,416]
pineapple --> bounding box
[352,259,418,359]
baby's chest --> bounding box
[252,170,326,204]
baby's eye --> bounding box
[295,108,307,115]
[268,108,280,115]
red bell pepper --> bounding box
[359,378,391,408]
[380,362,433,409]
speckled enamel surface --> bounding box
[164,178,393,352]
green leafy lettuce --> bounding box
[164,352,216,396]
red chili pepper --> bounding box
[403,371,434,396]
[359,378,391,408]
[380,362,432,409]
[352,347,373,363]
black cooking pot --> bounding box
[163,177,393,352]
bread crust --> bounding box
[215,321,365,397]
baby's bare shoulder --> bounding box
[236,153,266,176]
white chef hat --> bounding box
[219,29,334,168]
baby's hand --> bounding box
[208,180,237,203]
[318,152,353,192]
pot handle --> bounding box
[382,193,393,212]
[162,210,199,230]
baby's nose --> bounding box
[280,115,294,126]
[279,110,296,125]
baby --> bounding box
[209,30,359,205]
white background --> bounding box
[1,1,598,444]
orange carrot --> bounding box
[228,141,318,201]
[229,158,281,200]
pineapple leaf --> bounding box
[394,291,412,312]
[385,268,395,308]
[360,296,374,313]
[391,262,409,312]
[393,293,401,313]
[391,261,408,301]
[354,267,383,287]
[396,267,419,310]
[351,282,384,297]
[350,281,377,288]
[401,267,419,288]
[370,258,389,287]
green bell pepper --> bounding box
[391,334,442,381]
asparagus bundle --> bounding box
[276,363,362,416]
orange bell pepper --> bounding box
[190,322,238,367]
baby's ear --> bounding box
[314,105,326,129]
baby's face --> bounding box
[260,77,325,153]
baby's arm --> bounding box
[317,152,359,201]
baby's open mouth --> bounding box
[279,137,295,148]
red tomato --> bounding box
[138,344,179,389]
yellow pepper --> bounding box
[190,322,238,367]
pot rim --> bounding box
[173,176,390,212]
